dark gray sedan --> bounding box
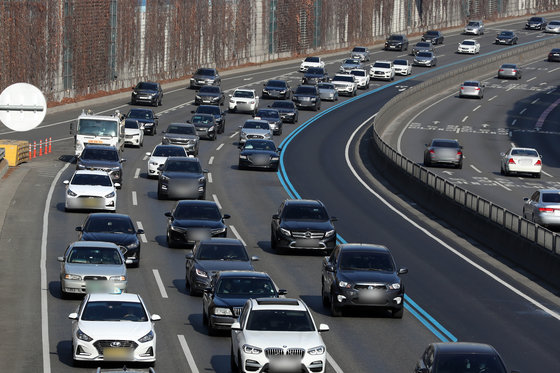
[157,157,207,200]
[194,85,225,106]
[497,63,522,79]
[495,30,518,45]
[238,139,280,171]
[411,42,434,56]
[424,139,463,168]
[413,51,437,67]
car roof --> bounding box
[537,189,560,193]
[73,170,111,176]
[338,243,390,254]
[250,297,306,311]
[374,60,392,64]
[284,199,323,206]
[152,144,184,151]
[85,213,132,221]
[176,200,218,208]
[511,147,537,151]
[83,145,119,151]
[165,156,199,162]
[461,39,478,43]
[87,292,141,303]
[70,240,121,249]
[217,271,272,279]
[244,119,269,125]
[432,342,498,355]
[234,88,255,93]
[199,238,244,246]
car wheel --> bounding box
[424,156,431,167]
[60,284,69,300]
[392,307,404,319]
[534,172,541,179]
[270,232,278,251]
[212,133,217,141]
[457,161,463,169]
[189,279,199,296]
[166,232,175,248]
[330,294,343,317]
[199,191,207,200]
[230,346,241,373]
[207,319,217,336]
[321,280,330,307]
[278,127,283,135]
[153,127,157,135]
[500,166,505,175]
[157,189,165,200]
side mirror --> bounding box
[231,322,241,330]
[523,197,529,202]
[251,256,260,261]
[398,268,408,275]
[191,110,196,114]
[75,226,82,232]
[203,287,212,293]
[154,116,159,119]
[203,169,209,174]
[500,152,505,157]
[114,183,121,189]
[68,312,78,320]
[137,229,144,235]
[278,289,288,296]
[151,314,162,321]
[318,324,330,332]
[145,152,151,156]
[63,180,69,185]
[57,256,65,262]
[325,264,335,272]
[125,259,134,265]
[229,94,233,98]
[223,214,231,219]
[157,165,164,171]
[185,252,194,260]
[120,158,126,163]
[164,212,172,218]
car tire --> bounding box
[157,189,165,200]
[392,307,404,319]
[167,233,176,249]
[238,163,245,170]
[230,346,241,373]
[189,279,199,296]
[457,161,463,169]
[500,166,505,175]
[270,232,278,251]
[534,172,541,179]
[330,294,343,317]
[153,127,157,135]
[207,319,217,336]
[321,280,330,307]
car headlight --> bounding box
[209,126,215,132]
[213,307,233,316]
[170,225,186,232]
[325,229,335,238]
[126,241,140,249]
[67,189,77,197]
[160,175,170,182]
[195,268,208,278]
[307,346,325,355]
[388,283,401,290]
[105,191,115,198]
[64,274,82,280]
[77,328,93,342]
[198,177,206,183]
[279,90,286,94]
[338,281,352,289]
[149,161,159,166]
[239,155,247,160]
[110,275,126,281]
[271,156,279,160]
[77,163,86,170]
[138,330,154,343]
[280,228,291,236]
[263,89,269,93]
[211,227,227,235]
[310,97,316,101]
[243,345,262,354]
[240,132,247,139]
[264,133,272,139]
[132,92,138,96]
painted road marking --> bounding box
[134,168,140,179]
[209,156,214,165]
[512,119,517,126]
[178,335,200,373]
[495,181,512,191]
[473,105,481,112]
[470,165,482,173]
[230,131,239,138]
[229,225,246,246]
[216,143,224,151]
[132,191,137,206]
[519,108,527,114]
[136,221,148,243]
[152,269,168,298]
[527,77,536,82]
[535,97,560,130]
[208,172,213,183]
[531,98,540,104]
[462,116,468,123]
[212,194,222,209]
[548,67,560,73]
[542,170,553,178]
[488,95,498,101]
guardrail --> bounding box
[370,36,560,287]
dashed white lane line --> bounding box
[456,128,460,133]
[143,155,148,161]
[229,225,246,246]
[462,116,468,123]
[230,131,239,138]
[327,353,345,373]
[511,119,517,126]
[519,108,527,115]
[134,168,140,179]
[209,156,214,165]
[208,172,213,183]
[488,95,498,101]
[470,165,482,174]
[178,335,200,373]
[531,98,540,104]
[136,221,148,243]
[132,191,138,206]
[216,143,224,151]
[495,181,512,191]
[212,194,222,210]
[473,105,481,112]
[542,170,553,178]
[549,67,560,73]
[152,269,168,298]
[526,77,536,82]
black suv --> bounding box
[190,68,221,88]
[262,80,292,100]
[321,243,408,318]
[194,85,225,106]
[189,113,218,140]
[269,101,298,123]
[421,30,444,44]
[191,105,226,134]
[384,34,409,51]
[126,108,158,135]
[131,81,163,106]
[76,145,125,185]
[526,16,547,30]
[292,85,321,111]
[270,199,337,253]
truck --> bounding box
[72,109,125,156]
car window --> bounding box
[244,121,270,130]
[124,120,139,129]
[196,243,249,261]
[199,86,220,93]
[233,90,254,98]
[339,251,394,271]
[173,204,221,220]
[245,141,276,151]
[373,62,391,69]
[393,60,408,66]
[267,80,287,87]
[81,301,148,322]
[152,146,187,157]
[196,68,216,76]
[434,354,507,373]
[511,149,538,157]
[71,174,112,187]
[136,82,158,91]
[246,310,314,331]
[216,278,276,297]
[192,115,213,124]
[127,109,153,119]
[416,52,433,58]
[432,140,459,148]
[196,106,220,115]
[333,75,354,82]
[304,57,319,63]
[67,247,122,264]
[352,47,366,52]
[463,41,476,45]
[167,125,196,135]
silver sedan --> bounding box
[424,139,463,168]
[497,63,522,79]
[459,81,484,99]
[317,82,339,101]
[523,189,560,228]
[413,52,437,67]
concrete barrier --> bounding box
[370,36,560,288]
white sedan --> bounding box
[457,39,480,54]
[69,293,161,365]
[393,59,412,75]
[64,170,118,212]
[299,56,325,72]
[146,144,188,178]
[228,88,259,115]
[500,147,542,178]
[124,119,144,147]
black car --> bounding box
[384,34,409,51]
[548,48,560,62]
[185,238,258,295]
[270,199,337,253]
[126,108,158,135]
[302,67,329,85]
[262,80,291,99]
[421,30,444,44]
[495,30,518,45]
[76,145,125,185]
[254,108,282,135]
[190,67,221,88]
[321,243,408,318]
[194,85,225,106]
[414,342,515,373]
[157,157,207,200]
[131,81,162,106]
[526,16,547,30]
[191,105,226,134]
[165,200,229,248]
[76,213,144,267]
[292,85,321,111]
[202,271,286,335]
[189,113,218,140]
[238,139,280,171]
[269,100,298,123]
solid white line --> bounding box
[473,105,481,112]
[209,156,214,165]
[526,77,536,82]
[212,194,222,210]
[178,335,200,373]
[531,98,540,104]
[216,143,224,151]
[136,221,148,243]
[134,168,140,179]
[519,108,527,114]
[346,116,560,321]
[132,191,137,206]
[208,172,213,183]
[542,170,553,178]
[229,225,246,246]
[41,162,70,373]
[327,353,345,373]
[462,116,468,123]
[470,165,482,173]
[230,131,239,138]
[152,269,169,298]
[488,95,498,101]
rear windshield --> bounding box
[542,193,560,203]
[511,149,538,157]
[432,140,459,148]
[463,82,480,87]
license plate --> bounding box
[86,280,110,293]
[358,289,385,304]
[103,347,132,360]
[88,140,103,144]
[270,358,300,371]
[82,197,103,208]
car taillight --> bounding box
[461,87,464,90]
[475,88,480,91]
[508,158,516,164]
[457,151,462,156]
[539,207,557,213]
[499,69,504,72]
[429,149,435,154]
[535,159,542,165]
[512,69,517,73]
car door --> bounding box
[524,191,540,219]
[322,246,340,294]
[271,201,285,237]
[232,301,250,355]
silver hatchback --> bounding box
[459,81,484,99]
[523,189,560,228]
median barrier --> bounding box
[370,36,560,288]
[0,139,29,166]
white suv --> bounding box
[231,298,330,373]
[331,74,358,96]
[370,60,395,81]
[350,69,370,89]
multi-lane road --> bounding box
[1,15,560,373]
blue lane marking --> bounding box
[275,35,557,341]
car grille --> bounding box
[233,307,243,316]
[78,196,103,199]
[83,276,108,281]
[354,283,388,290]
[93,340,138,354]
[169,138,194,145]
[265,347,305,358]
[291,231,325,239]
[247,134,264,139]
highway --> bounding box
[0,16,559,373]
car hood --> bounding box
[134,89,157,95]
[64,263,126,277]
[161,171,203,180]
[197,260,255,274]
[132,118,155,125]
[304,73,324,79]
[193,74,216,80]
[193,122,214,129]
[273,107,295,114]
[243,331,323,349]
[68,185,115,196]
[241,150,278,157]
[231,97,255,103]
[338,270,398,284]
[242,129,271,135]
[78,159,120,169]
[293,93,318,98]
[212,295,254,308]
[78,320,152,340]
[281,220,333,231]
[173,219,223,229]
[497,35,513,39]
[81,232,137,246]
[198,92,220,97]
[264,86,286,91]
[163,133,198,141]
[125,128,142,135]
[148,156,169,164]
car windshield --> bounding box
[549,21,560,26]
[83,217,135,233]
[164,159,201,173]
[271,101,295,109]
[426,31,438,35]
[136,82,158,91]
[295,86,318,94]
[416,42,431,47]
[257,110,279,119]
[124,120,139,129]
[304,57,319,62]
[167,125,195,135]
[67,247,123,265]
[283,205,328,220]
[196,106,220,115]
[352,47,366,52]
[191,115,213,124]
[343,59,359,64]
[246,310,314,331]
[434,354,507,373]
[542,193,560,203]
[81,148,119,162]
[318,83,335,89]
[499,31,514,37]
[511,149,538,157]
[267,80,287,87]
[127,109,153,119]
[432,140,459,148]
[389,35,404,40]
[152,146,186,157]
[462,40,476,45]
[351,70,367,77]
[529,17,543,22]
[199,86,220,93]
[244,140,277,151]
[233,90,254,98]
[393,60,408,65]
[173,203,221,220]
[339,251,394,271]
[196,243,249,261]
[306,68,324,74]
[81,301,148,322]
[196,68,216,76]
[333,75,354,82]
[417,52,433,58]
[463,82,480,87]
[244,121,270,130]
[71,174,112,187]
[467,21,480,26]
[373,62,391,69]
[216,278,276,297]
